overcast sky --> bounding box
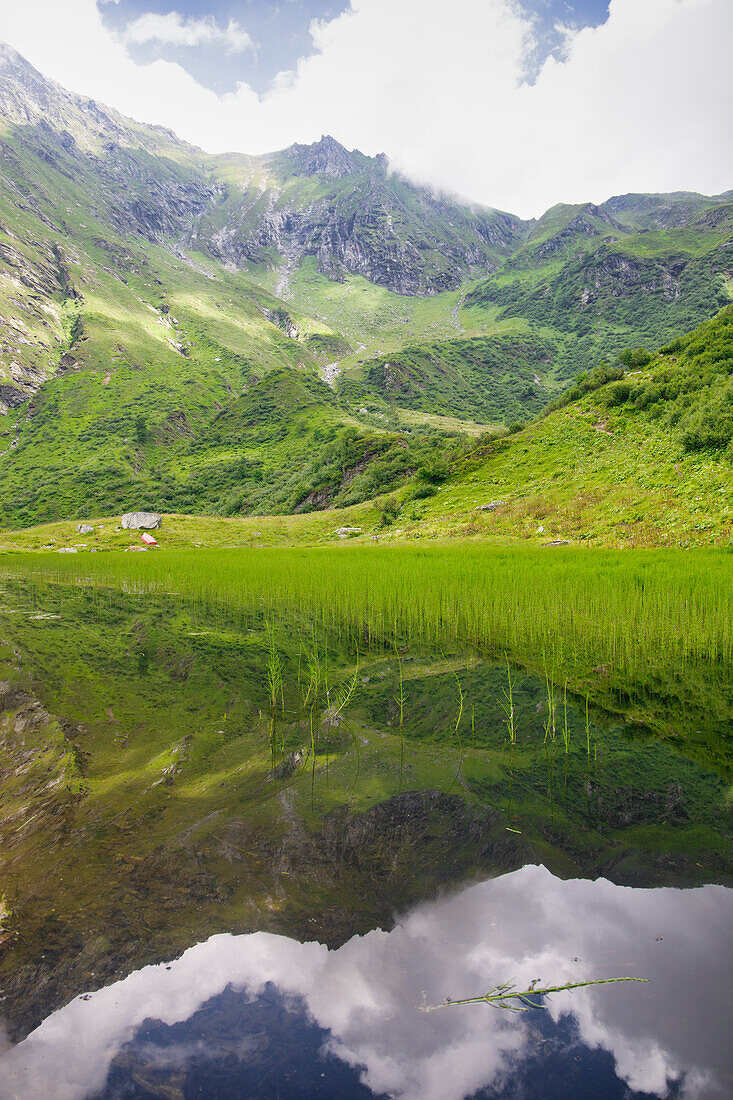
[0,0,730,217]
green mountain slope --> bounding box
[0,45,544,527]
[599,190,733,229]
[401,305,733,547]
[2,305,731,552]
[0,43,731,532]
[465,199,733,382]
[340,334,553,423]
[507,201,626,269]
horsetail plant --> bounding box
[502,655,516,746]
[395,649,406,792]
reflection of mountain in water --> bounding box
[2,866,730,1100]
[1,582,733,1048]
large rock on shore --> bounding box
[121,512,162,530]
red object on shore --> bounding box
[141,532,158,546]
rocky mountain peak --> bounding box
[0,40,126,151]
[287,135,358,178]
[0,41,55,123]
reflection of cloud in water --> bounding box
[1,865,730,1099]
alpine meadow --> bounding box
[0,9,732,1099]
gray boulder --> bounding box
[476,500,506,512]
[76,524,94,535]
[57,547,77,554]
[121,512,162,530]
[336,527,362,539]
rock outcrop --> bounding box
[121,512,162,530]
[187,137,526,296]
[287,135,357,179]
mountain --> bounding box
[0,42,731,531]
[0,42,525,297]
[186,134,525,296]
[466,192,733,378]
[1,302,732,551]
[599,191,731,229]
[505,201,626,269]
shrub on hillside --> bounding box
[416,457,450,484]
[602,380,633,407]
[679,381,733,452]
[619,347,653,368]
[376,497,401,527]
[407,483,438,501]
[548,361,625,410]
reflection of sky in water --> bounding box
[1,865,731,1099]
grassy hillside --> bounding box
[402,305,733,546]
[0,87,497,525]
[1,305,731,549]
[465,203,733,381]
[0,51,547,528]
[342,333,553,422]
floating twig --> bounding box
[423,976,649,1013]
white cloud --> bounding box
[0,0,730,217]
[121,11,254,54]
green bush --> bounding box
[134,414,148,444]
[407,483,438,501]
[416,458,449,484]
[679,381,733,451]
[376,496,401,527]
[548,362,625,410]
[619,347,653,368]
[603,381,633,407]
[632,382,663,410]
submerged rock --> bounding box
[121,512,162,530]
[271,749,306,781]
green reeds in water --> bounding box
[396,649,406,792]
[14,545,733,688]
[502,655,516,747]
[448,672,464,791]
[502,655,517,814]
[7,544,733,815]
[561,680,570,755]
[266,621,284,763]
